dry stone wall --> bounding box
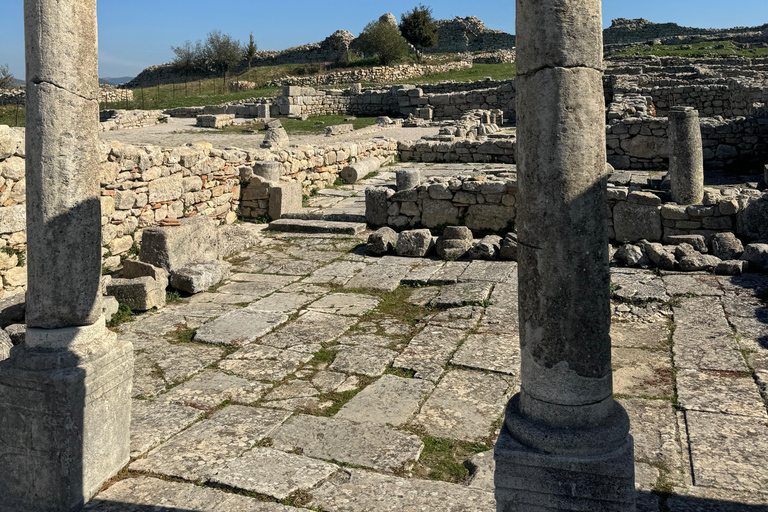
[0,125,397,294]
[99,109,168,131]
[603,18,768,46]
[0,85,134,106]
[430,17,515,53]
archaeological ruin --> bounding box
[0,0,767,511]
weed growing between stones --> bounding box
[411,435,491,483]
[384,367,417,379]
[107,303,134,329]
[166,290,182,303]
[1,246,25,266]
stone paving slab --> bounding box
[412,369,513,442]
[686,410,768,492]
[329,346,398,376]
[219,345,313,382]
[161,370,271,409]
[137,339,226,391]
[129,399,204,458]
[263,380,319,402]
[392,326,467,382]
[337,333,395,348]
[612,348,674,399]
[271,414,424,472]
[121,309,188,337]
[303,261,368,286]
[84,476,293,511]
[193,309,289,346]
[336,374,434,427]
[666,486,768,511]
[215,277,297,299]
[260,259,324,276]
[466,450,495,491]
[406,286,441,306]
[260,310,356,352]
[428,261,470,285]
[132,352,170,398]
[611,269,670,303]
[210,448,339,500]
[307,293,380,316]
[487,281,518,309]
[401,261,446,286]
[662,273,723,297]
[476,306,516,335]
[343,262,411,292]
[458,261,516,283]
[451,333,520,375]
[428,306,483,331]
[610,321,671,350]
[677,369,767,418]
[673,297,746,372]
[130,405,291,481]
[309,468,496,512]
[433,282,493,309]
[245,291,322,313]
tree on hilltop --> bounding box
[0,64,14,89]
[244,33,258,69]
[400,4,438,51]
[356,17,411,66]
[204,30,243,78]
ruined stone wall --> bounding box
[429,17,515,53]
[398,138,516,164]
[0,85,135,106]
[606,114,768,170]
[99,110,168,131]
[0,125,397,294]
[603,18,768,45]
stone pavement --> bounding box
[85,230,768,511]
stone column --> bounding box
[494,0,635,510]
[669,106,704,205]
[0,1,133,511]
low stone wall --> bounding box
[100,109,168,131]
[369,172,768,245]
[398,138,516,164]
[266,61,472,88]
[0,85,135,106]
[603,18,768,46]
[606,113,768,170]
[0,125,397,294]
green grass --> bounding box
[404,63,517,84]
[413,436,491,483]
[0,104,25,128]
[107,303,134,329]
[609,40,768,59]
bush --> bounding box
[0,64,14,90]
[400,4,438,51]
[356,18,411,66]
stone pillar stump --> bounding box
[669,106,704,205]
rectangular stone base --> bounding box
[494,425,635,512]
[0,334,133,512]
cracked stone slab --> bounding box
[132,351,169,399]
[336,374,434,427]
[392,326,467,382]
[271,414,424,472]
[219,345,312,382]
[260,310,356,351]
[193,309,289,346]
[451,332,520,375]
[618,399,684,484]
[161,370,271,409]
[612,347,674,399]
[428,306,483,330]
[337,334,394,348]
[466,450,495,491]
[611,321,671,350]
[666,485,768,511]
[673,297,746,371]
[412,369,513,442]
[309,468,496,512]
[433,281,493,309]
[134,338,225,393]
[686,410,768,492]
[477,306,516,335]
[458,260,516,283]
[406,286,440,306]
[209,448,339,500]
[329,346,398,376]
[343,262,411,292]
[401,261,445,286]
[611,269,670,303]
[262,380,319,402]
[130,399,204,458]
[307,293,381,316]
[311,370,349,393]
[216,274,297,297]
[677,369,767,418]
[174,303,239,327]
[245,292,322,313]
[121,309,188,336]
[662,273,723,297]
[303,261,368,286]
[130,405,291,481]
[260,259,324,275]
[84,476,294,511]
[428,261,470,285]
[488,281,518,309]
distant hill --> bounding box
[99,76,134,86]
[12,78,24,87]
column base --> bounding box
[0,324,133,512]
[494,395,636,512]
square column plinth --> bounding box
[0,324,133,512]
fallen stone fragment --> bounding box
[106,276,166,311]
[716,259,748,275]
[396,229,434,257]
[366,227,397,255]
[710,232,744,261]
[615,244,647,267]
[499,233,518,261]
[170,261,232,294]
[741,243,768,271]
[466,235,502,260]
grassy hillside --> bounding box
[609,40,768,59]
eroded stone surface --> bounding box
[130,400,203,458]
[612,348,673,399]
[433,281,493,309]
[673,297,746,371]
[677,369,767,418]
[336,375,434,426]
[329,346,398,377]
[162,370,271,409]
[193,310,288,346]
[260,310,356,351]
[308,293,380,316]
[451,333,520,375]
[392,326,466,382]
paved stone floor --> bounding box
[83,217,768,511]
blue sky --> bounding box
[0,0,766,79]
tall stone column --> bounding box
[0,1,133,511]
[669,106,704,205]
[494,0,635,510]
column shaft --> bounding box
[669,106,704,205]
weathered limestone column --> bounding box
[494,0,635,510]
[669,106,704,205]
[0,1,133,511]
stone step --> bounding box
[281,211,367,223]
[268,218,367,235]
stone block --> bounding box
[106,276,166,312]
[422,199,459,228]
[252,161,282,182]
[0,204,26,235]
[268,182,302,220]
[710,232,744,261]
[396,169,421,191]
[613,201,662,243]
[169,261,232,294]
[140,216,220,273]
[0,330,11,361]
[148,175,183,204]
[366,227,397,256]
[741,243,768,271]
[436,238,471,261]
[465,204,515,232]
[499,233,518,261]
[396,229,434,258]
[467,235,502,260]
[365,187,390,227]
